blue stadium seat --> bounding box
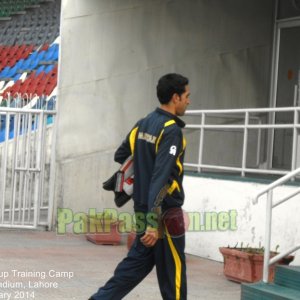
[20,57,32,71]
[30,50,39,60]
[44,64,54,74]
[13,73,21,81]
[14,59,25,71]
[52,46,59,60]
[36,50,46,61]
[29,57,40,70]
[44,44,55,60]
[36,65,45,75]
[6,64,18,78]
[0,66,11,78]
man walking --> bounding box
[89,73,190,300]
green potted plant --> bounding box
[219,242,294,283]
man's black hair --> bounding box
[156,73,189,104]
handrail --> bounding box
[185,107,300,114]
[184,106,300,177]
[0,107,56,114]
[269,244,300,265]
[253,167,300,283]
[253,167,300,204]
[273,187,300,208]
[186,124,299,129]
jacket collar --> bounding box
[155,107,185,128]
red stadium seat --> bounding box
[35,82,47,96]
[23,45,35,58]
[7,57,17,67]
[40,43,49,52]
[44,77,57,96]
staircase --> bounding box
[241,265,300,299]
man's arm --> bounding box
[141,126,182,247]
[148,125,182,211]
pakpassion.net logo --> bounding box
[57,208,238,235]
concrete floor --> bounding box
[0,230,241,300]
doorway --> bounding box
[272,24,300,170]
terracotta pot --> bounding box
[219,247,294,283]
[86,219,122,246]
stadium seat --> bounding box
[7,57,17,67]
[0,66,10,78]
[19,57,32,72]
[0,0,60,108]
[44,64,54,73]
[13,73,21,81]
[14,58,24,71]
[5,64,19,79]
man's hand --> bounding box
[140,226,158,247]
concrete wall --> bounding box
[56,0,275,220]
[183,175,300,265]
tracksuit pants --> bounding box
[90,225,187,299]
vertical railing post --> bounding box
[263,190,273,283]
[291,108,298,171]
[33,111,44,228]
[22,112,32,225]
[1,113,10,223]
[197,113,205,172]
[47,112,57,230]
[267,6,280,170]
[242,112,249,177]
[256,119,262,167]
[11,113,20,225]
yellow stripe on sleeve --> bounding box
[155,120,176,153]
[182,136,186,150]
[176,136,187,175]
[129,127,138,155]
[167,180,180,194]
[176,156,183,175]
[155,129,164,153]
[164,120,176,127]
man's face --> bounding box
[175,85,191,116]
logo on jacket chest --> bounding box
[169,145,177,156]
[138,132,157,144]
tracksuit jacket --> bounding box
[114,107,186,214]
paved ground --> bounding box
[0,230,241,300]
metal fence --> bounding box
[183,106,300,176]
[0,99,56,229]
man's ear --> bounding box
[171,93,179,103]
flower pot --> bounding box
[219,247,294,283]
[86,218,122,246]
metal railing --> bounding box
[253,168,300,283]
[0,92,56,111]
[0,104,56,229]
[184,106,300,176]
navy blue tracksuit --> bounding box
[91,108,187,300]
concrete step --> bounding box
[241,282,300,300]
[274,266,300,292]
